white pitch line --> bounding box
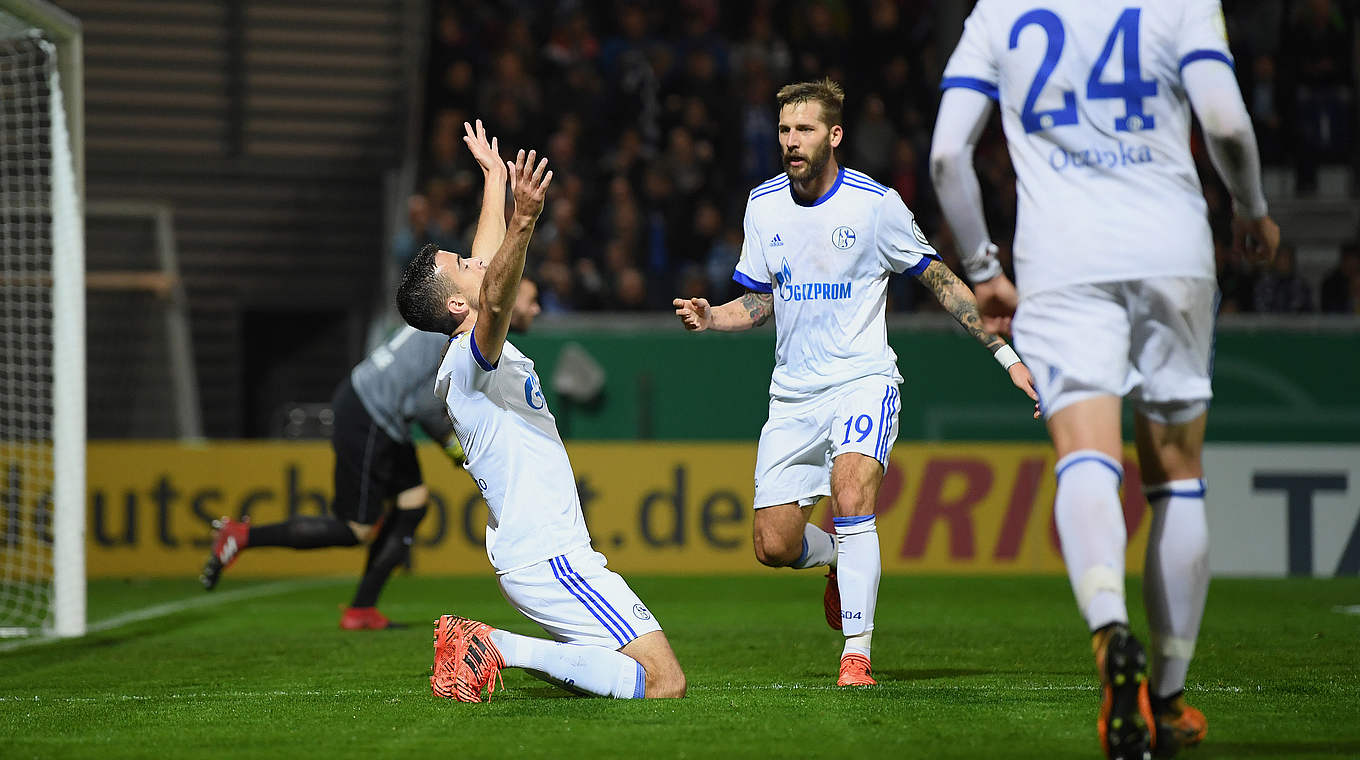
[0,683,1250,704]
[0,578,346,654]
[1333,605,1360,616]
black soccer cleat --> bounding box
[1098,625,1154,760]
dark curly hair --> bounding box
[396,243,462,334]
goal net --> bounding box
[0,2,84,639]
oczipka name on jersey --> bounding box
[779,280,853,302]
[1048,140,1154,172]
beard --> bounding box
[782,138,831,184]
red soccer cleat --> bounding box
[837,653,876,686]
[824,568,842,630]
[431,615,506,702]
[200,517,250,590]
[340,606,394,630]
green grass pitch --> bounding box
[3,574,1358,759]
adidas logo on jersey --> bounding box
[769,234,784,247]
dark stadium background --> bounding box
[58,0,1359,441]
[4,4,1358,756]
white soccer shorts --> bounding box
[752,375,901,509]
[1012,277,1217,424]
[497,546,662,650]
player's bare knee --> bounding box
[753,530,800,567]
[646,661,687,699]
[830,488,874,518]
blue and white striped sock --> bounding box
[489,629,646,699]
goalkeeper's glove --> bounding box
[442,437,466,467]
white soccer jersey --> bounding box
[435,331,591,573]
[941,0,1231,297]
[734,167,939,399]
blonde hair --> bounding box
[775,78,845,127]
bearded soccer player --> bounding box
[674,79,1038,686]
[199,121,540,630]
[931,2,1278,756]
[398,137,685,701]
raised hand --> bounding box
[673,297,712,332]
[973,274,1019,336]
[462,119,504,177]
[507,149,552,222]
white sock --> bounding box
[791,523,837,569]
[834,515,880,654]
[843,631,872,659]
[1143,478,1210,699]
[1054,451,1129,631]
[489,629,645,699]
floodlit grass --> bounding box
[2,574,1358,759]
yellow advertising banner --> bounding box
[68,441,1156,578]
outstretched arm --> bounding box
[916,259,1039,415]
[673,290,773,332]
[473,149,553,366]
[463,119,508,261]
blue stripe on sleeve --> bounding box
[904,254,938,277]
[732,270,773,293]
[469,332,497,371]
[1179,49,1233,72]
[940,76,1000,100]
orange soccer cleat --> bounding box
[837,653,876,686]
[1095,625,1155,760]
[1152,695,1207,757]
[430,615,506,702]
[200,517,250,590]
[824,568,842,630]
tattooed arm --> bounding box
[673,290,774,332]
[917,259,1006,351]
[916,259,1041,414]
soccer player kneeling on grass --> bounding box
[397,130,685,701]
[198,121,539,632]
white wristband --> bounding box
[994,344,1021,370]
[964,241,1003,283]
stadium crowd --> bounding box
[392,0,1360,315]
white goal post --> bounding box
[0,0,84,638]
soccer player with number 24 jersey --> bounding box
[932,1,1279,757]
